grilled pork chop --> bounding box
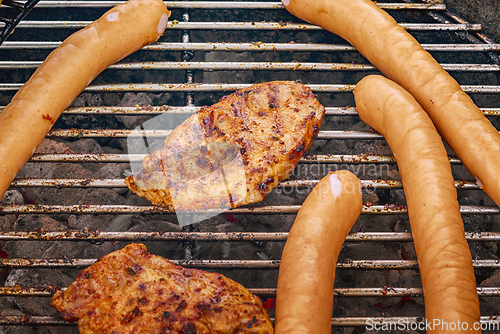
[125,81,325,209]
[51,243,274,334]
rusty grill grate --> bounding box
[0,0,41,45]
[1,0,500,331]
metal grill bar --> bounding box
[63,106,200,114]
[24,153,402,163]
[0,316,75,326]
[36,129,382,139]
[42,129,381,139]
[4,41,500,52]
[0,61,375,71]
[0,286,498,297]
[3,83,499,93]
[55,106,500,116]
[3,105,498,117]
[3,61,499,72]
[20,152,469,166]
[28,1,447,10]
[7,178,483,190]
[0,204,498,215]
[426,0,497,47]
[0,0,41,45]
[1,258,499,269]
[1,230,500,241]
[36,128,499,140]
[0,315,498,327]
[2,83,356,92]
[13,21,481,31]
[26,153,399,163]
[21,1,286,9]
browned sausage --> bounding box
[275,170,362,334]
[354,75,480,333]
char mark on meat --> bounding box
[125,81,326,211]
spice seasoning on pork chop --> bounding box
[125,81,325,210]
[51,243,274,334]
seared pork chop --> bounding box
[125,81,325,209]
[51,243,274,334]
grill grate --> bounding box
[1,0,500,331]
[0,0,41,45]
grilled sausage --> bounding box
[280,0,500,207]
[0,0,170,199]
[354,75,480,333]
[275,170,362,334]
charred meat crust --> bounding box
[51,243,274,334]
[125,81,326,209]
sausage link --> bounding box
[354,75,480,333]
[275,170,362,334]
[0,0,171,199]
